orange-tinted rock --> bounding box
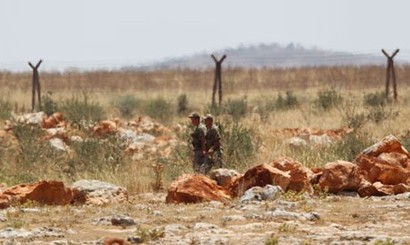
[358,181,410,197]
[208,168,242,189]
[0,180,74,208]
[358,180,390,197]
[355,154,410,185]
[104,237,129,245]
[42,112,66,129]
[377,152,410,169]
[92,119,120,135]
[229,164,290,197]
[358,135,410,158]
[318,161,363,193]
[166,174,231,204]
[269,157,314,193]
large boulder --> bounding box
[354,135,410,185]
[71,180,128,205]
[318,161,363,193]
[0,180,74,208]
[358,180,410,197]
[268,157,314,193]
[208,168,242,189]
[358,135,410,158]
[228,164,291,197]
[166,174,231,204]
[355,154,410,185]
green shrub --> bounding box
[374,238,394,245]
[41,91,58,116]
[224,97,247,120]
[143,97,173,123]
[363,91,389,107]
[206,103,224,116]
[340,101,367,129]
[275,91,299,110]
[399,133,410,152]
[367,106,399,124]
[330,132,373,162]
[59,92,104,128]
[265,234,279,245]
[69,135,129,175]
[220,121,259,170]
[0,98,12,120]
[176,94,188,114]
[9,124,61,183]
[115,95,140,119]
[164,122,192,179]
[314,88,343,110]
[253,97,276,122]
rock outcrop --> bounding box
[166,174,231,204]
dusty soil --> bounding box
[1,192,410,244]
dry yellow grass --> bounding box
[2,65,410,193]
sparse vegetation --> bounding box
[314,88,343,111]
[1,66,410,192]
[143,97,173,123]
[59,92,104,128]
[363,91,389,107]
[0,97,13,120]
[177,94,189,114]
[224,97,248,120]
[275,90,299,110]
[0,66,410,243]
[114,94,140,118]
[41,91,59,116]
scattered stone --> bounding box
[71,180,128,205]
[0,180,74,209]
[239,185,283,203]
[111,215,136,227]
[166,174,231,204]
[208,168,242,188]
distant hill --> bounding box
[150,43,387,69]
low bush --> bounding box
[59,92,104,128]
[220,121,260,170]
[114,95,140,119]
[367,106,399,124]
[363,91,389,107]
[0,98,12,120]
[142,97,173,123]
[224,97,247,120]
[176,94,188,114]
[275,91,299,110]
[314,88,343,111]
[41,91,59,116]
[340,101,367,129]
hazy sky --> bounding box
[1,0,410,71]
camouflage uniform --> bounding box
[205,122,223,169]
[190,119,209,174]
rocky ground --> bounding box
[0,191,409,245]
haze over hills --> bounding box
[148,43,389,70]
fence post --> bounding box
[382,49,399,101]
[211,54,227,107]
[28,60,43,111]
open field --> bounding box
[0,192,409,244]
[1,66,410,244]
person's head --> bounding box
[188,112,200,126]
[204,114,214,128]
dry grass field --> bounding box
[1,65,410,244]
[2,65,410,190]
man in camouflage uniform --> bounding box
[188,112,209,174]
[204,114,223,169]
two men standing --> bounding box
[188,112,223,174]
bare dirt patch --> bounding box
[0,192,409,244]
